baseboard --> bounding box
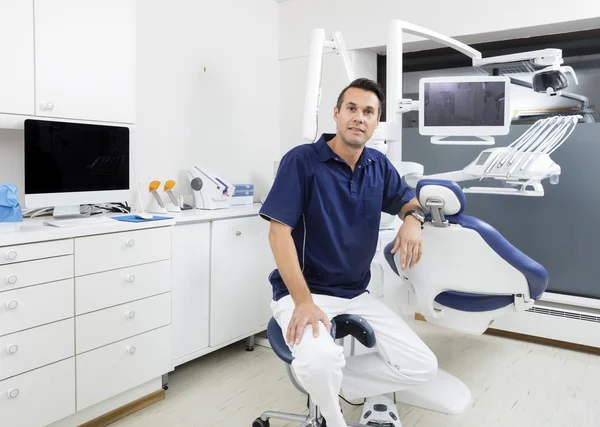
[485,327,600,355]
[413,313,600,355]
[78,389,165,427]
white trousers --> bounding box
[271,292,438,427]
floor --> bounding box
[113,321,600,427]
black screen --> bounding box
[24,120,129,194]
[423,81,506,127]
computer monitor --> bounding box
[419,76,511,144]
[24,119,130,217]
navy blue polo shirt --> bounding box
[259,133,415,301]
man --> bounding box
[259,78,437,427]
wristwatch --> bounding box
[404,209,425,225]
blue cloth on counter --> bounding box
[111,215,172,223]
[0,185,23,223]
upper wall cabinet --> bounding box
[0,0,135,126]
[0,1,35,116]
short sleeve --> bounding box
[259,150,307,229]
[381,157,415,216]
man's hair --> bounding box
[335,78,385,118]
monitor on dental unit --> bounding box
[419,76,511,145]
[24,119,130,218]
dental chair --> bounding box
[385,178,548,335]
[252,314,376,427]
[378,178,549,415]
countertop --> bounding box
[0,203,263,247]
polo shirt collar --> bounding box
[315,133,378,167]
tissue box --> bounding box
[231,184,254,206]
[0,184,23,233]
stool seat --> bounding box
[267,314,376,365]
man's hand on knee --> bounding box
[287,301,332,346]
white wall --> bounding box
[0,0,280,208]
[279,0,600,59]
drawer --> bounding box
[0,358,75,427]
[0,319,74,381]
[0,239,73,266]
[75,227,172,276]
[76,292,171,354]
[0,279,74,337]
[76,260,172,315]
[0,255,73,293]
[77,326,171,411]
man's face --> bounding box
[334,87,380,148]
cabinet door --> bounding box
[34,0,135,123]
[210,216,274,348]
[0,0,34,115]
[171,222,211,364]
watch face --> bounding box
[412,211,425,221]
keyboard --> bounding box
[44,216,112,228]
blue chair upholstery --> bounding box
[384,179,548,313]
[267,314,376,365]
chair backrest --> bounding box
[383,179,548,317]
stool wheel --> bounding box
[252,418,270,427]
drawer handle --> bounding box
[126,345,136,355]
[126,310,136,319]
[235,231,241,236]
[127,274,136,283]
[5,275,17,285]
[127,239,135,247]
[7,389,19,399]
[6,344,18,355]
[5,300,18,310]
[5,250,17,261]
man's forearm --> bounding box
[268,227,313,306]
[399,197,423,220]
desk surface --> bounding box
[0,204,263,247]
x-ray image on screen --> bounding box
[423,81,506,127]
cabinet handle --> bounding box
[5,250,17,261]
[126,345,136,355]
[235,231,241,236]
[126,310,136,319]
[7,389,19,399]
[44,102,54,110]
[127,274,136,283]
[5,300,18,310]
[127,239,135,247]
[5,275,17,285]
[6,344,18,355]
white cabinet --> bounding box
[171,222,211,365]
[209,216,274,348]
[0,0,34,115]
[34,0,135,123]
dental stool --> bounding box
[377,178,549,415]
[252,314,376,427]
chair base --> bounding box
[253,396,364,427]
[253,411,364,427]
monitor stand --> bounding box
[431,135,495,146]
[53,205,85,219]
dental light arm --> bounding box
[302,29,355,143]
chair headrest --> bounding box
[416,179,466,216]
